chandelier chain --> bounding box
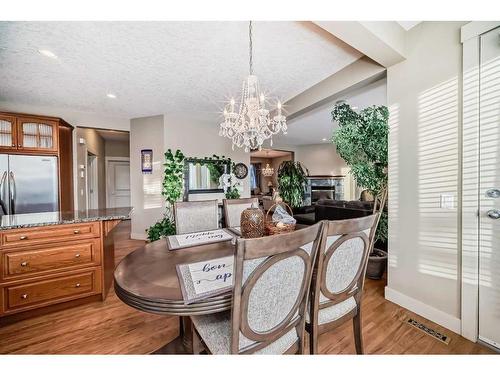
[218,21,287,152]
[249,21,253,75]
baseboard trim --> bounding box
[131,232,147,241]
[384,287,461,334]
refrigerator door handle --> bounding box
[0,171,7,215]
[9,171,16,215]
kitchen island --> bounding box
[0,207,132,323]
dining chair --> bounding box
[223,197,259,228]
[191,222,324,354]
[306,214,378,354]
[173,199,219,235]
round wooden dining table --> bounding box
[114,237,236,354]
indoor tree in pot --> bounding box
[146,149,185,241]
[331,102,389,280]
[277,161,309,208]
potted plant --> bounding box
[277,161,308,208]
[146,149,185,241]
[331,103,389,280]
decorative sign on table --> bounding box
[167,229,235,250]
[177,255,234,304]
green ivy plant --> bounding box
[146,149,185,241]
[199,155,234,184]
[277,161,309,208]
[331,103,389,244]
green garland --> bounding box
[146,151,240,241]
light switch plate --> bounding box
[440,194,454,209]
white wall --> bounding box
[130,115,165,240]
[386,21,467,333]
[75,128,107,210]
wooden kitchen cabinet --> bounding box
[0,111,74,211]
[16,117,59,153]
[0,221,114,320]
[0,114,17,152]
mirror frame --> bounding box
[184,158,231,200]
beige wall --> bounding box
[130,115,165,239]
[163,113,250,202]
[385,21,466,333]
[75,128,107,210]
[129,113,251,240]
[105,139,130,157]
[293,143,347,176]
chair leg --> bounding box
[353,313,364,354]
[308,325,319,355]
[192,328,204,355]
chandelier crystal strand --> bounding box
[219,21,287,152]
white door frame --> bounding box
[460,21,500,343]
[85,152,99,210]
[105,156,130,208]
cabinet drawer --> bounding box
[5,269,100,312]
[1,222,100,248]
[2,239,101,280]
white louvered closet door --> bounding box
[478,26,500,350]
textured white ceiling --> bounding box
[280,78,387,146]
[0,21,362,123]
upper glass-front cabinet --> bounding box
[0,115,16,150]
[17,118,58,152]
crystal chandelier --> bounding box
[219,21,287,152]
[261,163,274,177]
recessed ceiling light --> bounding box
[106,93,117,99]
[322,138,327,142]
[38,49,57,59]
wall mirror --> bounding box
[184,158,231,198]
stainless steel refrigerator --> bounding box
[0,154,59,215]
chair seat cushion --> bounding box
[306,296,357,325]
[191,311,299,354]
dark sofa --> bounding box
[294,199,373,225]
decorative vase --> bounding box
[240,207,264,238]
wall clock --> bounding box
[233,163,248,179]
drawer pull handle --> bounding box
[73,230,80,234]
[19,235,28,240]
[75,283,81,288]
[21,293,28,299]
[21,261,28,267]
[75,253,81,258]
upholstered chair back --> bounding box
[310,215,378,323]
[174,200,219,234]
[223,198,259,228]
[230,222,323,354]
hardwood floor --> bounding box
[0,221,494,354]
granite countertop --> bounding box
[0,207,133,231]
